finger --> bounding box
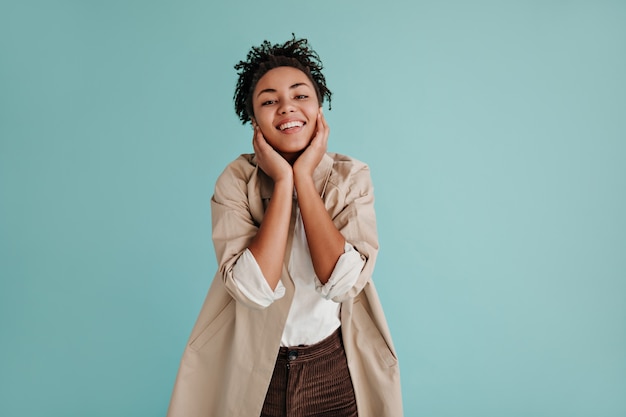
[253,126,265,146]
[318,109,329,134]
[315,112,329,145]
[312,113,323,138]
[319,108,328,130]
[252,127,259,148]
[252,127,264,154]
[253,127,275,157]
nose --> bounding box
[278,100,296,114]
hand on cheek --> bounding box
[294,109,329,177]
[252,124,293,183]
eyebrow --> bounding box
[256,82,310,98]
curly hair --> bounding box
[233,35,332,124]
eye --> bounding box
[295,95,309,100]
[261,99,276,106]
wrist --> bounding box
[293,165,314,182]
[274,174,294,190]
[293,172,315,192]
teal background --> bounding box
[1,0,625,416]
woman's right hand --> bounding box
[247,124,294,290]
[252,125,293,184]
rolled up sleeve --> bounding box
[231,248,286,307]
[315,242,365,301]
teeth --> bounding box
[279,121,304,131]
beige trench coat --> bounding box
[167,153,403,417]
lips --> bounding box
[277,120,305,131]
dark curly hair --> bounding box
[233,35,332,124]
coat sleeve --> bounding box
[326,161,379,303]
[210,157,271,310]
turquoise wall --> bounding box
[1,1,625,416]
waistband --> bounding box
[277,328,343,363]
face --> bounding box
[251,66,321,162]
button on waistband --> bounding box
[288,350,298,361]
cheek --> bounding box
[253,109,273,128]
[259,120,275,134]
[306,102,321,116]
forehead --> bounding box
[254,66,313,92]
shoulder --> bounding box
[215,153,257,186]
[326,152,373,191]
[213,154,257,200]
[327,152,369,172]
[217,154,256,181]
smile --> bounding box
[278,121,305,131]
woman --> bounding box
[167,36,403,417]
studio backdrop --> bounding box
[1,1,625,416]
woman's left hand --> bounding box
[293,109,329,178]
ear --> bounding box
[250,117,257,128]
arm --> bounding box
[211,127,293,308]
[293,110,346,283]
[325,161,379,302]
[247,125,294,290]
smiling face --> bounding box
[251,66,321,163]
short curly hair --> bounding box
[233,35,332,124]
